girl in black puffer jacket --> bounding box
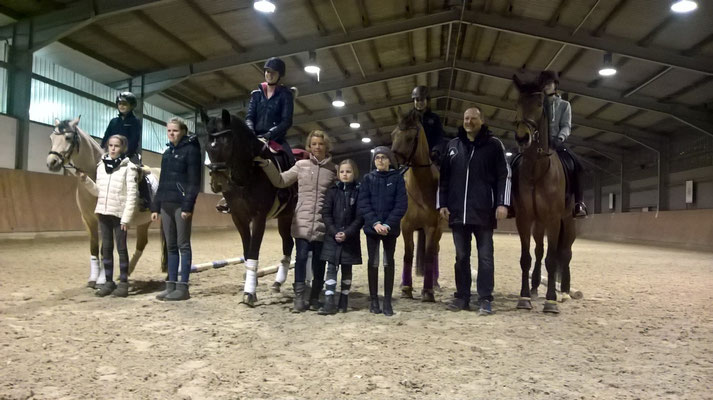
[319,159,363,315]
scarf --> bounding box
[102,153,125,174]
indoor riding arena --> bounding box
[1,1,712,399]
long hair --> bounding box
[338,158,360,181]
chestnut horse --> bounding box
[391,109,442,302]
[200,110,296,307]
[512,76,576,313]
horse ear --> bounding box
[54,119,60,127]
[70,116,81,127]
[221,109,231,127]
[512,74,524,92]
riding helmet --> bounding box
[116,92,138,108]
[537,70,560,88]
[263,57,286,78]
[411,85,430,100]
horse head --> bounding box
[201,109,262,193]
[391,108,428,168]
[47,116,82,172]
[512,75,548,152]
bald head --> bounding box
[463,107,483,135]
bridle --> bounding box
[48,125,83,174]
[515,94,552,158]
[396,125,432,175]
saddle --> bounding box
[136,166,158,211]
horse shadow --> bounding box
[130,279,165,295]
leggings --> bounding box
[161,202,193,283]
[97,214,129,283]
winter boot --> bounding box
[292,282,308,313]
[95,281,116,297]
[112,281,130,298]
[383,265,395,316]
[165,282,190,301]
[368,266,380,314]
[318,295,337,315]
[308,280,323,311]
[156,281,176,301]
[337,293,349,313]
[369,297,382,314]
[382,295,394,316]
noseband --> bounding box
[516,98,552,157]
[396,126,432,175]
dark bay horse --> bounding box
[512,76,576,313]
[46,117,164,287]
[391,109,442,302]
[201,110,296,307]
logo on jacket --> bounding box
[448,147,458,158]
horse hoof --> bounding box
[516,299,532,310]
[543,301,560,314]
[241,293,257,307]
[401,286,413,299]
[271,282,281,293]
[559,293,571,303]
[87,281,96,289]
[421,291,435,303]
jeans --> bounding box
[97,214,129,283]
[161,202,193,283]
[451,225,494,303]
[294,239,325,284]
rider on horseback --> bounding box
[101,92,141,165]
[411,85,445,164]
[538,70,588,218]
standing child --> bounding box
[151,118,202,301]
[358,147,408,316]
[318,159,363,315]
[79,135,138,297]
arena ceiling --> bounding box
[2,0,712,167]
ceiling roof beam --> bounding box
[184,0,245,52]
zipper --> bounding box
[104,171,113,213]
[463,147,475,225]
[177,182,186,197]
[310,163,321,238]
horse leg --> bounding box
[400,229,415,299]
[531,222,545,298]
[420,226,438,302]
[415,229,425,277]
[543,219,561,313]
[129,222,150,276]
[85,215,101,288]
[242,216,267,307]
[271,213,294,293]
[558,216,576,302]
[515,215,533,310]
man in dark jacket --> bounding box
[246,57,295,164]
[101,92,142,164]
[412,85,445,163]
[438,106,511,315]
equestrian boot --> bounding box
[156,281,176,301]
[112,281,130,298]
[337,292,349,313]
[165,282,190,301]
[383,265,395,316]
[318,295,337,315]
[308,280,323,311]
[368,267,381,314]
[292,282,308,313]
[95,281,116,297]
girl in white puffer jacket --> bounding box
[80,135,138,298]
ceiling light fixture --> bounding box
[253,0,276,13]
[304,50,320,79]
[671,0,697,13]
[361,137,372,143]
[598,52,617,77]
[350,115,360,129]
[332,90,345,108]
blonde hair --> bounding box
[338,159,359,180]
[305,130,333,154]
[106,134,128,152]
[167,117,188,135]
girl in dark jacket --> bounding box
[318,159,363,315]
[357,147,408,316]
[151,118,202,301]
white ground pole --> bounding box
[189,256,296,279]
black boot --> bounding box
[292,282,307,313]
[318,295,337,315]
[165,282,190,301]
[308,280,323,311]
[368,267,381,314]
[383,266,395,316]
[112,281,129,298]
[382,296,394,316]
[337,293,349,313]
[156,281,176,301]
[95,281,116,297]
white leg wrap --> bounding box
[275,255,290,284]
[89,256,100,281]
[96,263,106,285]
[244,259,258,294]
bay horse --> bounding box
[200,110,296,307]
[512,76,576,313]
[46,117,164,287]
[391,109,442,302]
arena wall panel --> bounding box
[0,114,17,169]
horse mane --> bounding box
[229,114,264,157]
[398,109,422,131]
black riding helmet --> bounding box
[537,70,560,89]
[411,85,430,100]
[263,57,286,78]
[116,91,138,108]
